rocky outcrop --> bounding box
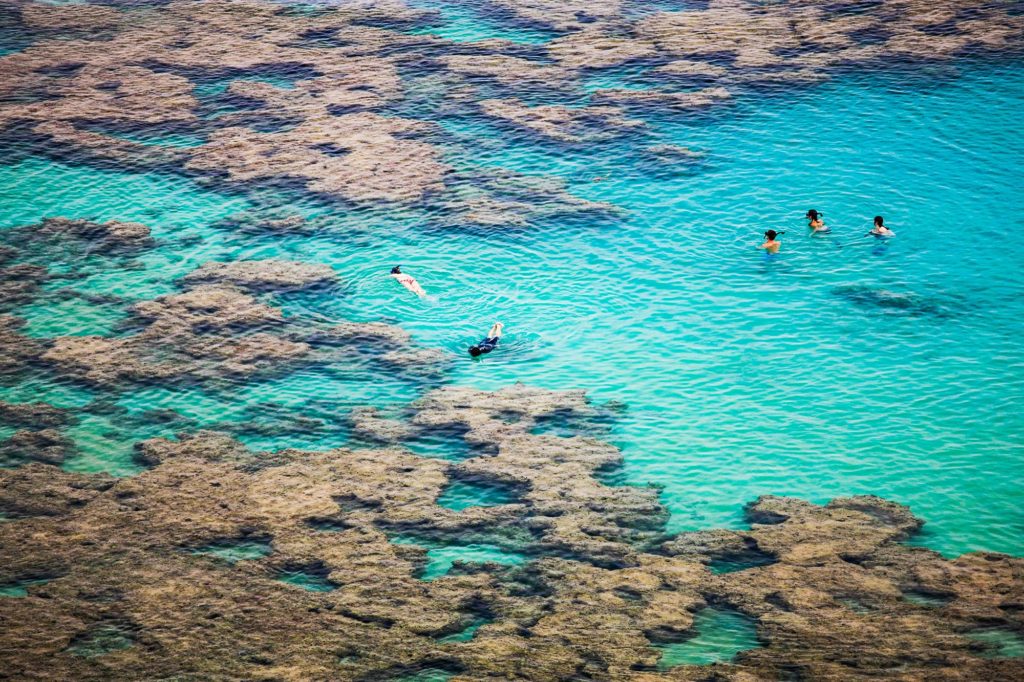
[16,217,154,253]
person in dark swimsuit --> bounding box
[469,322,504,357]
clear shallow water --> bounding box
[654,608,759,669]
[0,15,1022,564]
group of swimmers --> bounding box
[758,211,895,253]
[391,210,897,357]
[390,265,504,357]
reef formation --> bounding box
[2,0,1024,679]
[1,385,1023,680]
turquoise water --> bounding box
[1,12,1023,565]
[391,536,528,580]
[654,608,759,669]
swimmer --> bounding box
[868,216,895,238]
[758,230,784,254]
[390,265,426,298]
[806,209,829,233]
[468,322,503,357]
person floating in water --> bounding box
[806,209,829,233]
[469,322,504,357]
[758,230,784,254]
[390,265,426,298]
[868,216,895,238]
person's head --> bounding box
[468,345,482,357]
[874,216,884,227]
[765,230,779,240]
[390,265,401,274]
[806,209,820,221]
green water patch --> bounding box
[0,157,250,244]
[0,576,53,597]
[61,412,161,477]
[653,608,760,669]
[390,535,527,581]
[406,0,556,44]
[530,408,615,439]
[189,537,273,564]
[403,426,491,461]
[903,590,953,608]
[966,627,1024,659]
[389,666,456,682]
[275,563,338,592]
[436,477,518,511]
[15,294,125,338]
[65,622,136,658]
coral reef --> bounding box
[182,259,338,292]
[0,386,1021,680]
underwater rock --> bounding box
[442,167,620,229]
[0,386,1022,679]
[309,321,412,347]
[479,98,644,143]
[487,0,623,32]
[0,401,74,429]
[0,428,75,467]
[183,259,338,292]
[654,59,729,80]
[592,86,732,111]
[349,406,414,444]
[0,264,47,311]
[187,112,450,204]
[32,120,191,170]
[42,286,307,387]
[547,28,657,69]
[441,54,572,88]
[27,217,155,252]
[0,315,42,377]
[831,284,952,317]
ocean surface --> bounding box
[2,1,1023,575]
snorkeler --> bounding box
[868,216,895,238]
[806,209,829,233]
[759,230,784,254]
[390,265,427,298]
[469,322,504,357]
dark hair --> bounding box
[390,265,401,274]
[765,230,783,240]
[874,216,884,227]
[806,210,820,220]
[468,346,482,357]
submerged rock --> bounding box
[0,383,1022,679]
[183,259,338,292]
[479,98,644,143]
[0,401,74,429]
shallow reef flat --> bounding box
[1,0,1022,223]
[2,0,1024,679]
[1,385,1022,680]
